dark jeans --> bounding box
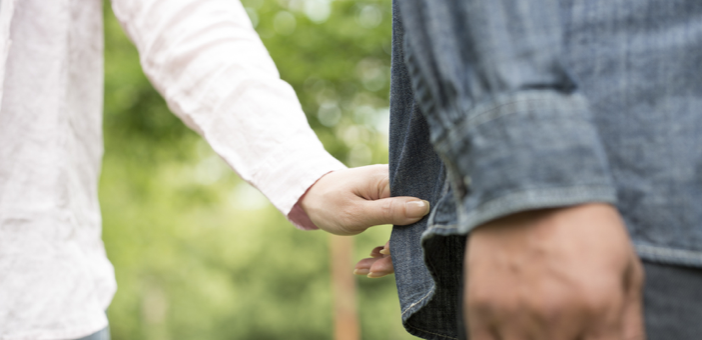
[455,261,702,340]
[642,262,702,339]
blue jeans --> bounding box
[642,262,702,340]
[388,0,702,339]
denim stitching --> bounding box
[636,244,702,262]
[470,184,613,215]
[458,185,616,234]
[428,224,459,230]
[401,286,435,317]
[464,96,583,129]
[435,94,588,149]
[406,324,459,340]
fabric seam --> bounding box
[401,285,435,317]
[406,324,459,340]
[636,244,702,262]
[435,94,588,149]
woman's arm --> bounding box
[110,0,428,233]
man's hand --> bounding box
[465,203,645,340]
[300,164,430,235]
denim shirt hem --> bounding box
[429,91,618,234]
[405,324,459,340]
[635,243,702,268]
[457,185,617,234]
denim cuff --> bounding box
[433,91,617,234]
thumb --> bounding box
[355,197,430,227]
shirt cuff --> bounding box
[434,91,617,234]
[251,146,346,231]
[285,170,335,231]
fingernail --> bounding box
[379,248,390,255]
[354,268,369,276]
[406,200,430,218]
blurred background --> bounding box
[100,0,419,339]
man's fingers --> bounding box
[468,323,499,340]
[355,197,430,227]
[621,297,645,340]
[583,269,645,340]
[622,259,646,340]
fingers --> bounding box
[467,319,499,340]
[585,254,645,340]
[380,241,390,255]
[354,242,394,278]
[622,256,646,340]
[371,241,391,257]
[369,246,385,258]
[353,257,376,276]
[353,256,394,277]
[367,257,394,277]
[621,297,645,340]
[567,255,646,340]
[301,165,430,234]
[355,197,430,227]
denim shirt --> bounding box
[388,1,702,339]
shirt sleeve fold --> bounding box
[435,91,617,234]
[397,0,617,233]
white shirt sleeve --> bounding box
[110,0,345,230]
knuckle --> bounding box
[577,289,619,316]
[378,199,396,219]
[631,261,646,290]
[531,286,614,321]
[532,296,567,321]
[466,289,503,316]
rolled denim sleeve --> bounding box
[396,0,617,233]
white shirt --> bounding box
[0,0,344,338]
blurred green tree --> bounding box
[100,0,418,339]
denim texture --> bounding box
[642,262,702,339]
[388,0,702,339]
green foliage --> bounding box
[100,0,418,339]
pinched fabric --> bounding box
[388,1,702,339]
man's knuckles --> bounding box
[467,285,624,322]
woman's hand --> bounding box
[300,164,430,235]
[354,241,394,278]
